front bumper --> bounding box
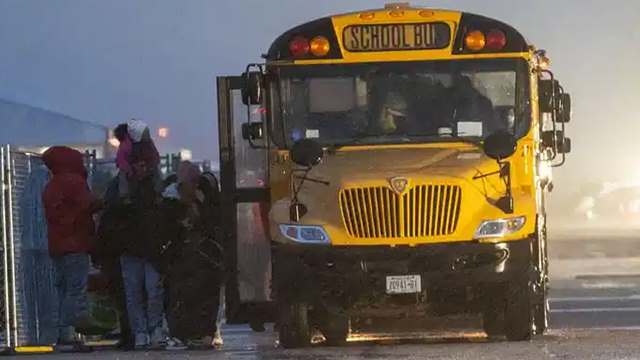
[273,239,533,305]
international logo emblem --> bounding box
[390,177,409,194]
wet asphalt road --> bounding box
[7,236,640,359]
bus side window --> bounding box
[355,77,368,108]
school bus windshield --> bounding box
[272,58,530,148]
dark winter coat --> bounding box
[42,146,97,257]
[159,171,224,340]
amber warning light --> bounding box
[310,36,331,56]
[289,36,331,58]
[465,29,506,52]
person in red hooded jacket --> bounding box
[42,146,101,349]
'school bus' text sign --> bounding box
[343,23,450,52]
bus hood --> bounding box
[314,145,499,182]
[269,143,539,245]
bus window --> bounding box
[308,78,356,113]
[458,70,517,136]
[275,59,529,148]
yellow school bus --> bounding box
[217,2,571,348]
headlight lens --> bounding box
[474,216,526,239]
[279,224,330,244]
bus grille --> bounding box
[339,185,462,239]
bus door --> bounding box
[217,76,272,324]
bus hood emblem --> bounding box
[390,177,409,194]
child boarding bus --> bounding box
[217,2,571,348]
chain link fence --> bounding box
[0,146,61,348]
[0,145,16,350]
[0,145,206,350]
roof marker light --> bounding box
[419,10,435,17]
[360,12,375,20]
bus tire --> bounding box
[320,312,349,346]
[534,291,549,335]
[533,217,550,335]
[278,302,311,349]
[505,279,534,341]
[482,305,505,337]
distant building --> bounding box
[0,99,113,157]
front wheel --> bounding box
[533,288,549,335]
[482,305,505,337]
[278,302,311,349]
[505,279,534,341]
[319,310,350,346]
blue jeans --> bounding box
[53,253,90,330]
[120,255,164,336]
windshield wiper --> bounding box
[448,133,483,150]
[328,131,484,151]
[328,132,381,151]
[405,132,483,150]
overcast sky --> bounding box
[1,0,639,188]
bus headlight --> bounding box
[279,224,330,244]
[474,216,526,239]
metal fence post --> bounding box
[5,146,17,348]
[0,146,11,349]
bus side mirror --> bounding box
[291,139,323,167]
[558,93,571,123]
[558,136,571,154]
[541,130,560,148]
[542,130,571,153]
[483,130,517,161]
[242,122,264,141]
[538,79,560,113]
[483,130,516,214]
[242,71,263,105]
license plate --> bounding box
[385,275,421,294]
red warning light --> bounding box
[289,36,310,57]
[486,30,507,50]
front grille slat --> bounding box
[358,189,370,238]
[371,188,380,238]
[366,188,377,238]
[360,189,369,238]
[339,184,461,239]
[448,187,458,234]
[441,186,451,236]
[437,185,446,236]
[351,189,364,238]
[340,192,352,236]
[425,186,432,237]
[380,188,393,237]
[417,186,422,237]
[451,187,462,234]
[412,188,417,237]
[388,188,396,237]
[431,185,439,236]
[343,191,351,236]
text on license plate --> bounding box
[385,275,422,294]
